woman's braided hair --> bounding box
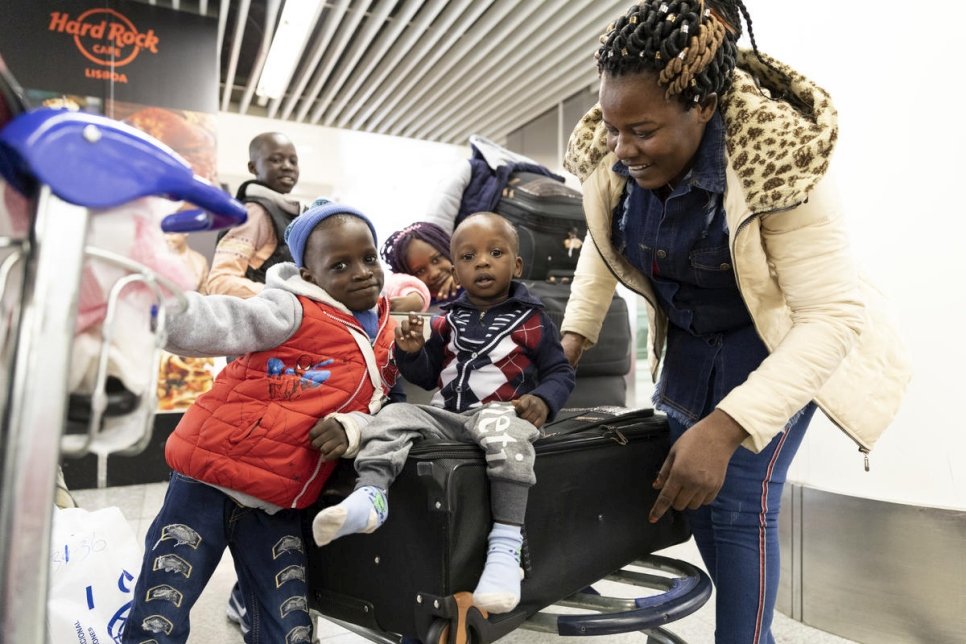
[596,0,764,108]
[379,221,452,275]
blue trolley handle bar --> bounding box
[552,555,712,637]
[0,107,246,232]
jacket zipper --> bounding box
[730,205,872,471]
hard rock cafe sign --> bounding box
[47,8,160,84]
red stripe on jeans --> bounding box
[754,428,790,644]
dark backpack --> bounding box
[217,180,298,284]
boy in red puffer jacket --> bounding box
[122,200,396,644]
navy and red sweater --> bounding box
[395,281,575,419]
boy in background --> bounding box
[122,201,396,643]
[206,132,302,297]
[313,212,575,614]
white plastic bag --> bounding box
[47,506,143,644]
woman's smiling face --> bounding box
[599,70,716,191]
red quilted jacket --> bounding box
[165,296,397,509]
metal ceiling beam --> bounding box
[400,0,576,140]
[237,0,281,115]
[294,0,375,123]
[307,0,399,124]
[329,0,454,128]
[473,70,599,147]
[442,63,590,145]
[271,0,351,121]
[423,0,616,143]
[219,0,250,112]
[345,0,479,132]
[436,38,597,144]
[319,0,425,127]
[215,0,230,58]
[376,0,532,136]
[358,0,496,132]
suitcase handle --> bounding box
[541,407,656,440]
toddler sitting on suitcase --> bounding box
[313,211,576,613]
[122,201,398,643]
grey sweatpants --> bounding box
[354,402,539,525]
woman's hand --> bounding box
[394,313,425,353]
[648,409,748,523]
[561,332,587,367]
[309,417,348,460]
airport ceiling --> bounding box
[147,0,628,145]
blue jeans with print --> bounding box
[668,404,814,644]
[121,473,312,644]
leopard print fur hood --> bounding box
[564,49,838,212]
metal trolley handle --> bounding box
[544,555,712,639]
[411,555,712,644]
[0,107,246,643]
[0,107,246,229]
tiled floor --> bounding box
[70,482,855,644]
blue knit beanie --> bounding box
[284,198,378,268]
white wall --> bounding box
[214,112,468,248]
[739,2,965,509]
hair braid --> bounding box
[660,17,726,99]
[596,0,746,108]
[379,222,452,275]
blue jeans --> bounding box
[121,473,312,644]
[668,404,814,644]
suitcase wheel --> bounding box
[422,592,489,644]
[426,619,449,644]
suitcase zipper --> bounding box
[603,425,628,445]
[408,426,659,460]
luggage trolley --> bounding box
[0,57,246,643]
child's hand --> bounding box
[512,394,550,428]
[436,272,459,301]
[394,313,425,353]
[309,417,348,460]
[389,292,425,312]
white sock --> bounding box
[472,523,524,613]
[312,485,388,546]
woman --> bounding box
[560,1,910,641]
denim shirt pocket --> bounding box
[689,245,735,288]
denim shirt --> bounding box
[612,112,769,425]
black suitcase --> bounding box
[523,280,632,380]
[305,408,690,641]
[496,172,587,281]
